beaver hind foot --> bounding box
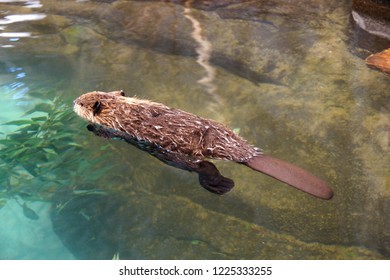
[197,161,234,195]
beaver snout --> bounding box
[73,98,84,107]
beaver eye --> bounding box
[92,101,102,116]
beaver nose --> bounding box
[72,98,83,107]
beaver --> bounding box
[73,90,333,199]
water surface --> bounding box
[0,0,389,259]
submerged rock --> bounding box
[50,186,382,259]
[352,0,390,40]
[18,0,347,86]
[350,0,390,54]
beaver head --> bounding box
[73,90,128,125]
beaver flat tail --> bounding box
[244,155,333,200]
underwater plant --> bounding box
[0,96,112,201]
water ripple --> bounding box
[0,14,46,25]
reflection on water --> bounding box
[0,8,45,45]
[0,0,389,259]
[0,61,30,135]
[184,1,218,101]
[0,13,46,25]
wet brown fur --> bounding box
[74,91,260,162]
[73,91,333,199]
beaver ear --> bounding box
[92,101,102,116]
[108,90,125,96]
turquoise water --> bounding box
[0,0,389,259]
